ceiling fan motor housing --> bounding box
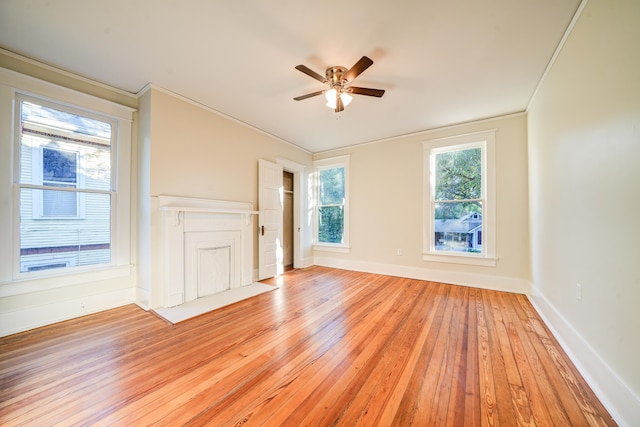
[326,66,348,88]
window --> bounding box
[423,130,496,266]
[0,67,133,286]
[18,97,114,273]
[313,155,350,252]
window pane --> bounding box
[19,188,111,272]
[43,148,77,184]
[318,206,344,244]
[42,188,77,217]
[319,167,345,205]
[435,148,481,200]
[21,101,112,141]
[20,100,112,191]
[434,201,482,253]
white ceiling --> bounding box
[0,0,580,153]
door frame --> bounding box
[276,157,305,269]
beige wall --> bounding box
[528,0,640,422]
[139,87,313,307]
[314,113,531,293]
[147,88,310,201]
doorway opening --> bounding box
[283,170,294,271]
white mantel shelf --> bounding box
[160,206,258,215]
[158,195,257,215]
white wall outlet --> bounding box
[396,248,402,256]
[576,283,582,300]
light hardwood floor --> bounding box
[0,266,615,426]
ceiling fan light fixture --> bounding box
[340,91,353,106]
[325,88,337,108]
[324,88,352,109]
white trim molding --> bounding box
[0,286,135,337]
[529,286,640,426]
[314,256,530,295]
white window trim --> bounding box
[0,67,134,293]
[422,130,497,267]
[312,155,350,252]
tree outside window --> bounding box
[318,167,345,243]
[433,146,483,253]
[313,155,350,251]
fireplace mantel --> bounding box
[159,196,256,308]
[159,195,258,215]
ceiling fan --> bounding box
[293,56,385,112]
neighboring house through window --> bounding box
[32,146,84,219]
[313,155,350,253]
[423,130,496,266]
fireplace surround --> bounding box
[159,196,257,308]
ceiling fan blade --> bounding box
[293,90,324,101]
[342,56,374,82]
[335,96,344,113]
[295,65,327,83]
[348,86,385,97]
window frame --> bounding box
[423,130,497,266]
[313,155,350,253]
[0,67,133,292]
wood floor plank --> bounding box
[391,282,452,425]
[411,284,464,425]
[486,289,535,426]
[495,291,556,427]
[0,267,616,426]
[463,288,482,427]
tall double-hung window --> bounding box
[17,98,114,272]
[423,130,496,266]
[313,155,350,252]
[0,68,133,283]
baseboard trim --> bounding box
[0,287,136,337]
[529,286,639,426]
[300,256,315,269]
[313,256,530,294]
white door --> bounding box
[258,159,283,280]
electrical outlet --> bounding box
[396,248,402,256]
[576,283,582,300]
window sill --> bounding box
[422,252,497,267]
[0,264,133,297]
[313,244,351,254]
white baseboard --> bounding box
[0,287,136,337]
[313,256,530,294]
[299,256,315,269]
[529,286,639,427]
